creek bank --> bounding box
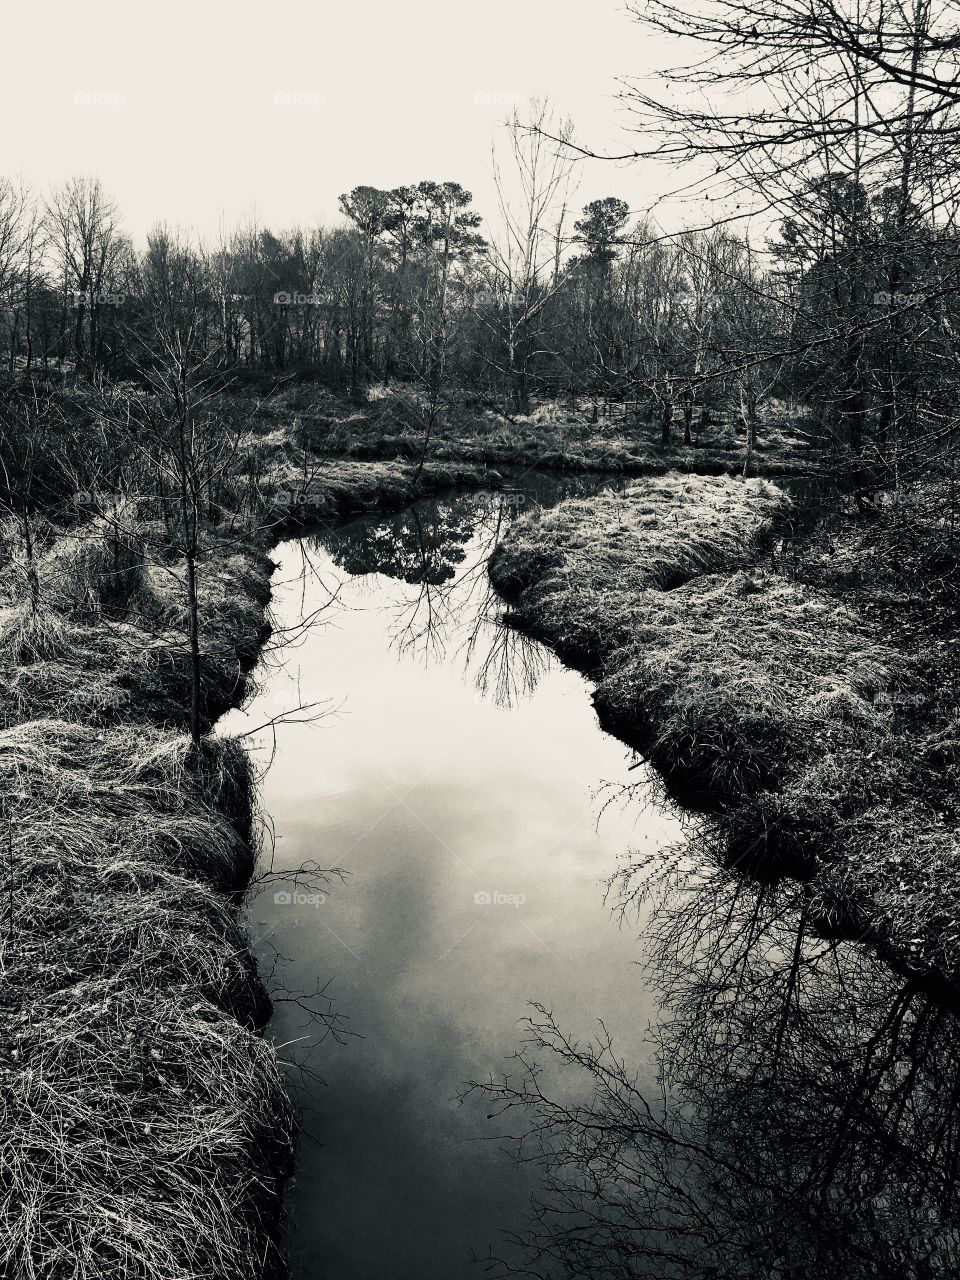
[0,453,494,1280]
[249,381,815,478]
[488,472,960,991]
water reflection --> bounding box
[223,475,958,1280]
[310,489,564,702]
[317,501,478,586]
[219,477,677,1280]
[475,842,960,1278]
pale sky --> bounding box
[2,0,698,243]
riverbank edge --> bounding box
[250,381,817,480]
[487,475,960,995]
[0,457,499,1279]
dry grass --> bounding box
[0,719,287,1279]
[4,848,271,1019]
[0,442,505,1278]
[490,474,786,596]
[0,980,293,1280]
[488,473,960,986]
[0,719,257,891]
[807,804,960,980]
[489,475,788,664]
[260,455,492,525]
[43,502,151,617]
[595,570,903,799]
[0,514,284,1280]
[284,384,814,477]
[0,514,274,730]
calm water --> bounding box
[221,482,960,1280]
[221,482,682,1280]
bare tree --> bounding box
[45,177,124,371]
[484,101,579,414]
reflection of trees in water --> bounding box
[311,493,554,703]
[310,498,480,585]
[470,843,960,1279]
[287,486,960,1272]
[465,615,550,709]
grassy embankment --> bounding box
[0,380,905,1272]
[0,408,492,1280]
[488,474,960,993]
[249,382,814,478]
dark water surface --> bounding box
[222,479,960,1280]
[221,479,682,1279]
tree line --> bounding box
[0,0,956,491]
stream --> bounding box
[220,479,960,1280]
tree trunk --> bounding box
[741,388,758,477]
[683,391,694,446]
[22,511,40,619]
[660,397,673,448]
[512,365,530,415]
[186,549,201,745]
[698,404,710,445]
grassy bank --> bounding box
[250,382,814,478]
[488,475,788,665]
[488,473,960,991]
[1,720,294,1279]
[0,442,493,1279]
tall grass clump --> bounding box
[0,981,294,1280]
[0,718,289,1279]
[488,474,788,601]
[0,511,274,730]
[260,456,491,527]
[594,570,904,800]
[0,719,258,891]
[487,473,960,987]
